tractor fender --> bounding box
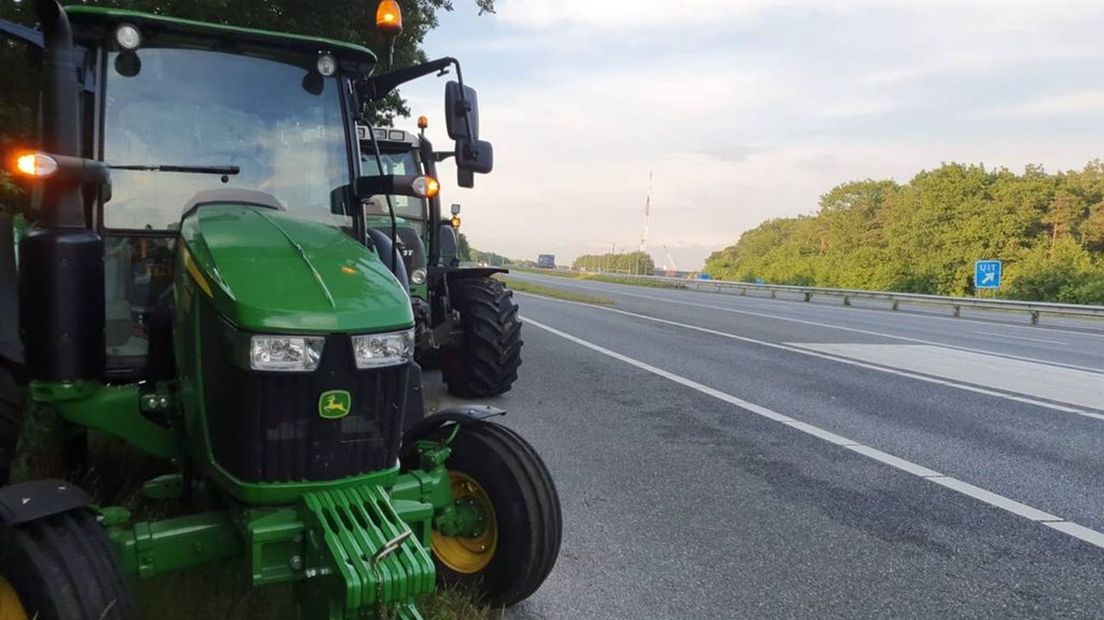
[401,405,505,446]
[445,267,508,280]
[0,479,91,527]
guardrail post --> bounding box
[770,290,776,299]
[803,292,811,302]
[739,287,747,296]
[843,296,850,306]
[953,305,960,317]
[1031,311,1040,325]
[891,300,899,311]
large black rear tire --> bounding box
[429,421,561,607]
[0,508,132,619]
[440,277,522,397]
[0,360,27,485]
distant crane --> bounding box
[636,172,653,274]
[662,245,678,273]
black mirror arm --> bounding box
[434,151,455,162]
[0,19,44,49]
[359,56,458,101]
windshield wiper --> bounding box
[109,164,240,175]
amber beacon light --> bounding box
[376,1,403,34]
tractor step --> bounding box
[301,484,436,619]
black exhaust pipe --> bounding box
[19,0,105,381]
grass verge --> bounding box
[502,276,614,305]
[507,266,683,290]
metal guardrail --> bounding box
[573,272,1104,325]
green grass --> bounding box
[577,273,682,289]
[507,266,683,290]
[502,276,614,305]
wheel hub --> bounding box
[431,471,498,574]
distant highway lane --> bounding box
[474,271,1104,618]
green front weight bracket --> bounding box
[300,484,436,619]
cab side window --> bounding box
[0,34,42,217]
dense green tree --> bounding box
[572,251,655,275]
[457,231,471,262]
[705,160,1104,304]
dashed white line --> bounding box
[974,331,1067,345]
[522,314,1104,551]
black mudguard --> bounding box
[401,405,506,447]
[0,479,90,526]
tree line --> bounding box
[572,251,655,275]
[704,161,1104,304]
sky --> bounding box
[399,0,1104,270]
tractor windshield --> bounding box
[360,147,426,221]
[102,47,351,230]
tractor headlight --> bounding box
[352,329,414,369]
[114,24,142,51]
[410,268,427,285]
[316,52,337,77]
[250,336,325,372]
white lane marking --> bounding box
[515,272,1104,342]
[515,292,1104,421]
[790,343,1104,412]
[846,445,943,478]
[974,331,1067,345]
[1045,522,1104,548]
[927,477,1060,522]
[521,315,1104,550]
[512,275,1104,373]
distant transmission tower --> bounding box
[637,172,652,274]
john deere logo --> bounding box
[319,390,351,419]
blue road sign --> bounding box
[975,260,1002,289]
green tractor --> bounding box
[358,123,522,397]
[0,2,560,618]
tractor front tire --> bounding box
[0,508,132,620]
[0,360,27,485]
[441,277,522,397]
[430,421,561,607]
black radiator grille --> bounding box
[201,314,408,483]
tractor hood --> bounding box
[179,205,413,333]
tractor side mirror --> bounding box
[455,140,493,174]
[444,81,479,141]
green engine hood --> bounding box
[179,206,413,333]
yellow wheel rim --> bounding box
[431,471,498,574]
[0,576,27,620]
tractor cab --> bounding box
[0,3,555,618]
[74,10,371,377]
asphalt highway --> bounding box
[446,271,1104,619]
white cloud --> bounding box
[496,0,1104,31]
[400,0,1104,269]
[979,90,1104,120]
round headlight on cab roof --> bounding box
[114,24,142,51]
[317,52,338,77]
